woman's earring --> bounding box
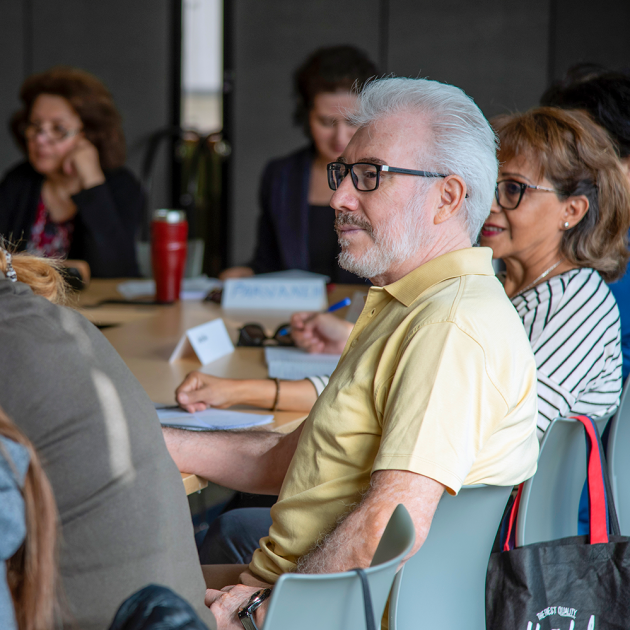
[563,221,570,229]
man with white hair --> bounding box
[164,77,539,629]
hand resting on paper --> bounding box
[176,372,317,413]
[176,373,254,411]
[290,311,353,354]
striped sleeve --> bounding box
[306,375,330,397]
[512,268,623,438]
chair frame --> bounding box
[388,484,512,630]
[262,504,415,630]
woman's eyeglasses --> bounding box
[22,123,81,144]
[495,179,560,210]
[237,323,294,347]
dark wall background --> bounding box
[0,0,175,210]
[0,1,628,268]
[226,0,630,266]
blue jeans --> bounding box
[198,507,273,565]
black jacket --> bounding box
[251,146,364,284]
[0,161,143,277]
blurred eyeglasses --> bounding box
[495,179,560,210]
[237,323,294,347]
[23,123,81,144]
[327,161,447,192]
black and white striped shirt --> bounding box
[510,267,622,438]
[307,267,623,439]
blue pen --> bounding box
[277,297,352,336]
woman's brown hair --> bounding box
[10,66,126,170]
[0,248,68,305]
[493,107,630,282]
[0,407,58,630]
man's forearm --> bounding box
[163,424,303,495]
[297,469,444,574]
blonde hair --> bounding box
[0,248,68,304]
[0,407,58,630]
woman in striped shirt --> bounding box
[480,107,629,437]
[177,108,630,440]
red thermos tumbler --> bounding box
[151,209,188,303]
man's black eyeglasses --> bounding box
[237,323,294,347]
[327,161,448,192]
[495,179,560,210]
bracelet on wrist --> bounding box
[270,377,280,411]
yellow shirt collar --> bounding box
[382,247,496,307]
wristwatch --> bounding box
[238,588,272,630]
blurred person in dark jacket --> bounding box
[220,45,377,283]
[0,66,144,279]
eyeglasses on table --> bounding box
[237,323,295,347]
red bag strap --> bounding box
[571,415,608,544]
[502,483,523,552]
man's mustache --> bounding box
[334,212,375,239]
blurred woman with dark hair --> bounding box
[480,107,630,437]
[0,66,144,278]
[0,407,58,630]
[220,45,377,282]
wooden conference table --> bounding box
[74,280,355,494]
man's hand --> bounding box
[62,137,106,189]
[205,584,271,630]
[219,266,255,280]
[176,372,245,411]
[290,312,353,354]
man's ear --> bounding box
[434,175,467,225]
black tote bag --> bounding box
[486,415,630,629]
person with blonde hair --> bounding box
[0,247,214,629]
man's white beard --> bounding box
[336,188,433,279]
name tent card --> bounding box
[222,278,327,311]
[169,318,234,365]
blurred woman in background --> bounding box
[220,45,377,283]
[0,66,144,278]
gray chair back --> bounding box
[608,379,630,534]
[262,504,415,630]
[516,417,589,546]
[389,484,511,630]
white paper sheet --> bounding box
[156,406,273,431]
[117,276,222,300]
[265,346,341,380]
[222,278,327,311]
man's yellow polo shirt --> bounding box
[250,247,539,583]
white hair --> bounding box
[351,77,498,239]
